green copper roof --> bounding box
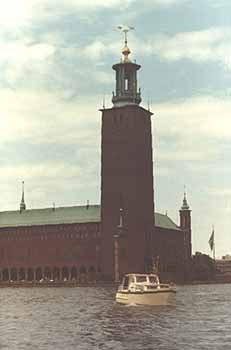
[0,205,101,228]
[154,212,181,231]
[0,205,180,231]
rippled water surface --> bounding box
[0,284,231,350]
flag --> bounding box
[209,230,214,251]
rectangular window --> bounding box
[125,78,128,91]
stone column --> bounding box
[51,269,54,281]
[67,267,70,281]
[7,268,10,281]
[9,268,12,281]
[32,268,35,281]
[25,268,29,281]
[114,234,120,283]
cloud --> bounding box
[0,0,134,31]
[148,0,187,5]
[0,88,103,145]
[152,95,231,175]
[72,26,231,72]
[0,1,34,29]
[82,41,109,60]
[0,0,187,33]
[210,0,230,8]
[1,89,230,167]
[0,84,102,208]
[0,39,55,84]
[154,95,231,141]
[0,162,82,182]
[0,158,100,210]
[0,0,194,91]
[141,27,231,70]
[208,188,231,197]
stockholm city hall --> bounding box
[0,31,192,284]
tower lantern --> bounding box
[112,26,141,107]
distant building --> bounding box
[216,256,231,282]
[221,254,231,260]
[0,36,192,283]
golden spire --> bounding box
[117,25,134,63]
[122,44,131,62]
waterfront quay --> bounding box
[0,280,116,288]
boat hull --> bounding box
[116,289,176,306]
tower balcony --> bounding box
[112,90,142,107]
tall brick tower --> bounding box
[179,191,192,262]
[100,29,155,280]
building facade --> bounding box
[0,38,192,283]
[0,204,190,282]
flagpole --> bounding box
[213,225,215,262]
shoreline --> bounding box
[0,279,231,288]
[0,280,118,288]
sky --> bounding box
[0,0,231,258]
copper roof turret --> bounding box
[20,181,26,212]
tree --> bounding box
[190,252,216,281]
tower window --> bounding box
[125,78,128,91]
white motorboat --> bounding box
[115,273,176,306]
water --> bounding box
[0,284,230,350]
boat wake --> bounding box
[125,303,137,307]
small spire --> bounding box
[181,187,190,210]
[20,181,26,212]
[86,200,90,210]
[102,95,105,109]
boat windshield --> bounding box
[123,276,129,289]
[148,276,158,284]
[135,276,147,283]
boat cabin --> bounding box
[120,274,160,292]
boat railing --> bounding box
[159,284,170,288]
[159,283,176,290]
[127,283,159,292]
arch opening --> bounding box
[10,268,18,281]
[44,267,51,281]
[35,267,43,281]
[28,268,34,281]
[62,267,69,281]
[70,266,77,280]
[79,265,87,282]
[2,268,9,281]
[19,268,26,281]
[53,267,60,281]
[88,266,96,282]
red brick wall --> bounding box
[154,227,185,282]
[101,105,155,278]
[0,222,101,278]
